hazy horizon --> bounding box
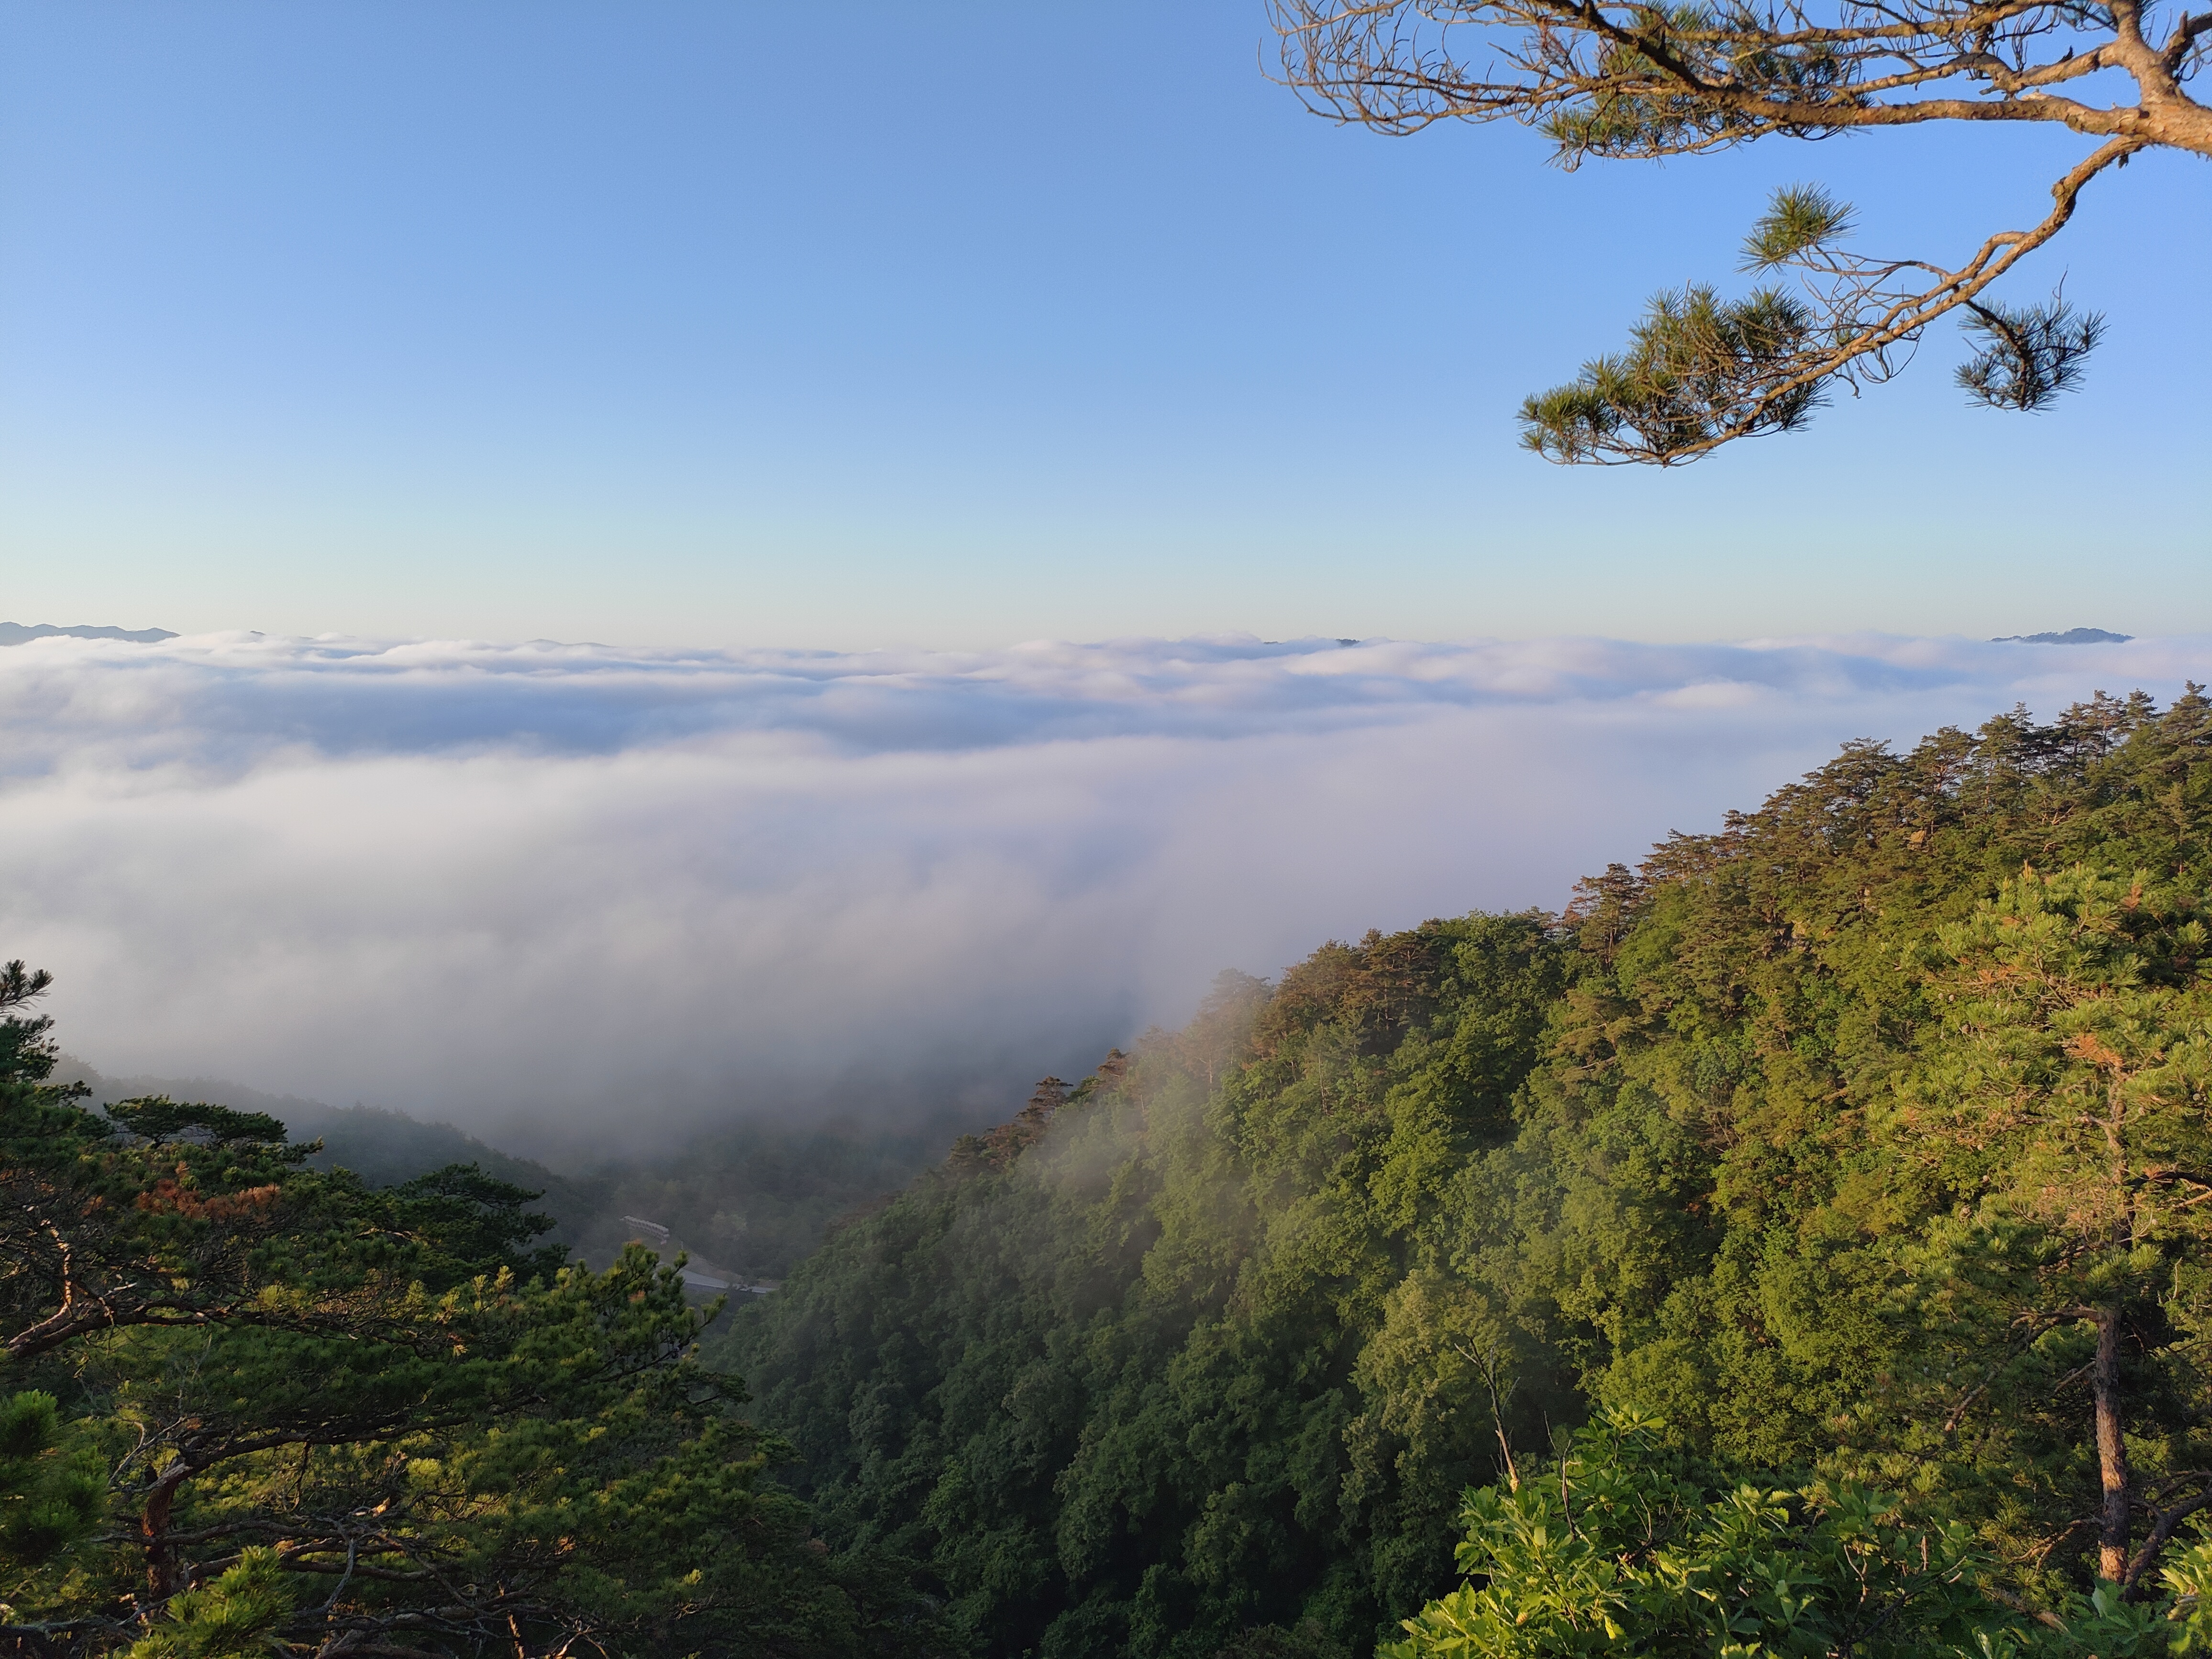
[6,623,2202,1151]
[6,3,2208,652]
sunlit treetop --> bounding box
[1270,0,2210,462]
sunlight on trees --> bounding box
[1269,0,2209,460]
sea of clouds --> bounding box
[3,628,2203,1150]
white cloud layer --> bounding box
[4,629,2204,1149]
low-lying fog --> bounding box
[5,628,2200,1152]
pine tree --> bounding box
[1269,3,2210,461]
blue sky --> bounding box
[4,0,2206,649]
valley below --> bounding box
[11,687,2212,1656]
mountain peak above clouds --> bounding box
[1990,627,2134,644]
[0,622,176,646]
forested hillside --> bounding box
[2,982,948,1657]
[720,687,2212,1658]
[57,1061,959,1282]
[11,687,2210,1657]
[58,1062,581,1219]
[560,1114,968,1283]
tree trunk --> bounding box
[142,1464,188,1603]
[2094,1305,2133,1582]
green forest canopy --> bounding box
[719,686,2212,1657]
[8,685,2212,1657]
[0,972,945,1657]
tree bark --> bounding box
[2094,1305,2133,1582]
[141,1464,188,1604]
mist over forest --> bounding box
[12,675,2212,1659]
[3,627,2195,1152]
[7,0,2207,1645]
[47,1053,970,1284]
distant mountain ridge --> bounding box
[1,621,176,645]
[53,1056,586,1238]
[50,1056,969,1280]
[1991,627,2134,644]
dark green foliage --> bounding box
[728,685,2212,1657]
[1740,183,1854,269]
[1517,282,1823,464]
[0,974,948,1657]
[1956,292,2106,411]
[15,685,2212,1656]
[57,1062,595,1248]
[122,1548,297,1659]
[1513,183,2114,464]
[284,1102,571,1206]
[721,918,1573,1657]
[102,1096,289,1146]
[382,1161,569,1286]
[0,1389,105,1569]
[60,1061,966,1281]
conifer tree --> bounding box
[0,962,939,1659]
[1269,0,2210,461]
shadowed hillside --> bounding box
[56,1059,976,1281]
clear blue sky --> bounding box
[3,0,2206,649]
